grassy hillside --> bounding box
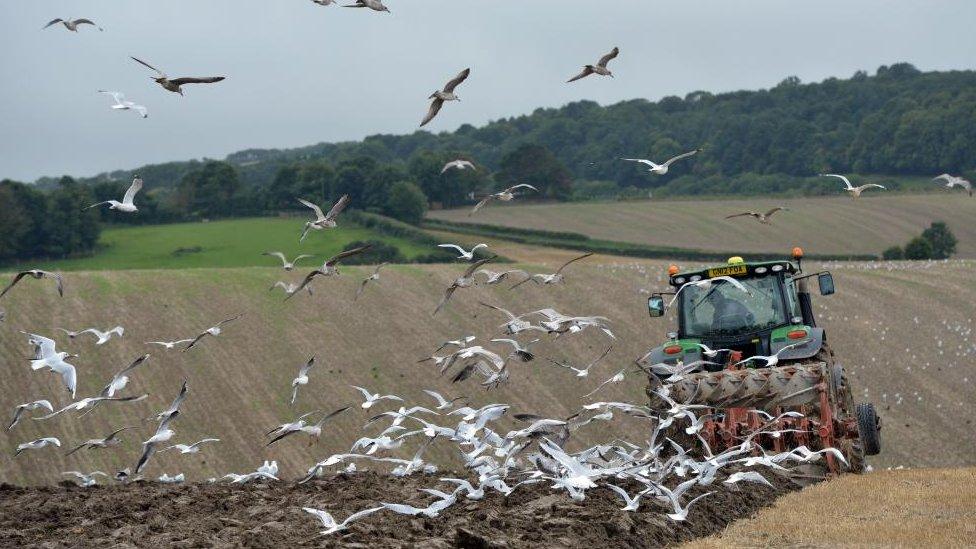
[428,193,976,258]
[1,256,974,485]
[6,217,432,271]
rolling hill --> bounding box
[428,193,976,258]
[1,250,973,485]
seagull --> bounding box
[433,257,492,316]
[266,410,318,439]
[136,411,180,474]
[96,354,151,399]
[471,184,538,215]
[291,357,315,405]
[511,252,593,289]
[15,437,61,456]
[621,149,702,175]
[438,243,489,261]
[659,485,715,522]
[734,340,811,368]
[725,207,788,225]
[819,174,886,198]
[23,332,78,398]
[668,275,753,310]
[287,245,373,299]
[582,368,627,399]
[298,194,350,241]
[696,343,734,359]
[303,506,386,535]
[474,269,528,286]
[366,406,439,429]
[62,471,108,487]
[441,159,477,174]
[59,326,124,345]
[351,385,403,410]
[381,490,458,518]
[158,473,185,484]
[421,68,470,127]
[567,47,619,82]
[35,394,148,420]
[130,57,225,96]
[343,0,390,12]
[491,338,539,362]
[148,379,188,423]
[432,335,475,354]
[146,339,195,350]
[1,270,63,299]
[263,251,314,271]
[268,407,350,446]
[43,18,102,32]
[933,173,973,196]
[546,346,612,377]
[8,400,54,430]
[723,471,774,488]
[182,313,244,352]
[65,426,131,456]
[478,302,541,335]
[85,175,143,212]
[98,91,148,118]
[269,281,313,297]
[604,483,654,512]
[356,263,388,301]
[421,390,465,411]
[162,438,221,454]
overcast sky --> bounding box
[2,1,975,182]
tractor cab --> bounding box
[644,249,836,368]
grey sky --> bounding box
[2,1,975,182]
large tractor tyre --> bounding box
[856,403,882,456]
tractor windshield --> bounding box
[680,275,788,338]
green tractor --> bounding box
[643,249,880,475]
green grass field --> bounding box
[10,217,433,271]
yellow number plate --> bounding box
[707,265,747,278]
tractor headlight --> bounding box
[674,276,686,284]
[755,267,768,274]
[771,265,784,272]
[690,275,702,282]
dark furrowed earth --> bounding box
[0,471,798,548]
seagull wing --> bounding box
[438,244,466,254]
[122,177,143,205]
[131,57,165,77]
[725,212,756,219]
[764,207,786,217]
[324,244,372,267]
[420,97,444,127]
[0,272,30,299]
[597,47,619,68]
[463,257,493,278]
[324,194,351,221]
[555,252,593,275]
[169,76,226,86]
[263,251,288,266]
[297,198,325,220]
[285,270,323,301]
[442,68,470,93]
[470,195,493,215]
[43,18,65,29]
[567,66,594,83]
[661,148,701,167]
[821,173,853,189]
[621,158,658,168]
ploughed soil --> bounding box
[0,471,800,548]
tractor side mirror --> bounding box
[818,273,835,296]
[648,294,665,317]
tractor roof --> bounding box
[668,256,798,287]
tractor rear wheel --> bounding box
[856,403,881,456]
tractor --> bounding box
[642,248,880,476]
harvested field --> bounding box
[427,193,976,258]
[0,471,797,548]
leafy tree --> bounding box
[340,239,406,265]
[920,221,957,259]
[176,161,241,218]
[497,144,572,199]
[903,237,934,260]
[43,177,101,257]
[882,246,904,260]
[383,181,428,225]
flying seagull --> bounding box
[182,314,244,352]
[470,184,538,215]
[441,159,476,174]
[298,194,350,241]
[351,385,403,410]
[267,406,350,445]
[734,340,812,368]
[8,400,54,431]
[303,506,386,535]
[725,207,788,225]
[34,394,148,420]
[43,18,102,32]
[546,346,612,378]
[291,357,315,405]
[819,174,886,198]
[287,245,373,300]
[421,68,470,127]
[161,438,221,454]
[269,281,313,297]
[85,175,143,212]
[621,149,702,175]
[15,437,61,456]
[146,339,194,350]
[98,91,148,118]
[23,332,78,398]
[510,252,593,289]
[97,354,151,399]
[130,57,225,96]
[438,243,488,261]
[136,411,180,474]
[474,269,528,286]
[59,326,124,345]
[62,471,108,487]
[567,47,619,83]
[263,251,314,271]
[0,270,63,299]
[933,173,973,196]
[421,390,465,411]
[433,258,492,316]
[356,263,388,301]
[343,0,390,12]
[65,426,131,456]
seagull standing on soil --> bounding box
[287,245,373,299]
[263,251,314,271]
[182,314,244,352]
[819,174,886,198]
[43,18,102,32]
[291,357,315,405]
[356,263,388,301]
[65,427,131,456]
[470,184,538,215]
[8,400,54,430]
[441,159,476,173]
[162,438,221,454]
[434,258,492,316]
[511,252,593,289]
[98,91,148,118]
[438,243,489,261]
[15,437,61,456]
[621,149,702,175]
[60,326,125,345]
[131,57,225,95]
[421,68,470,127]
[62,471,108,487]
[725,207,788,225]
[567,47,619,82]
[1,270,63,299]
[85,176,143,212]
[343,0,391,12]
[933,173,973,196]
[298,194,350,241]
[351,385,403,410]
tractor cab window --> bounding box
[680,275,788,337]
[784,277,802,320]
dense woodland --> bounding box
[5,64,974,263]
